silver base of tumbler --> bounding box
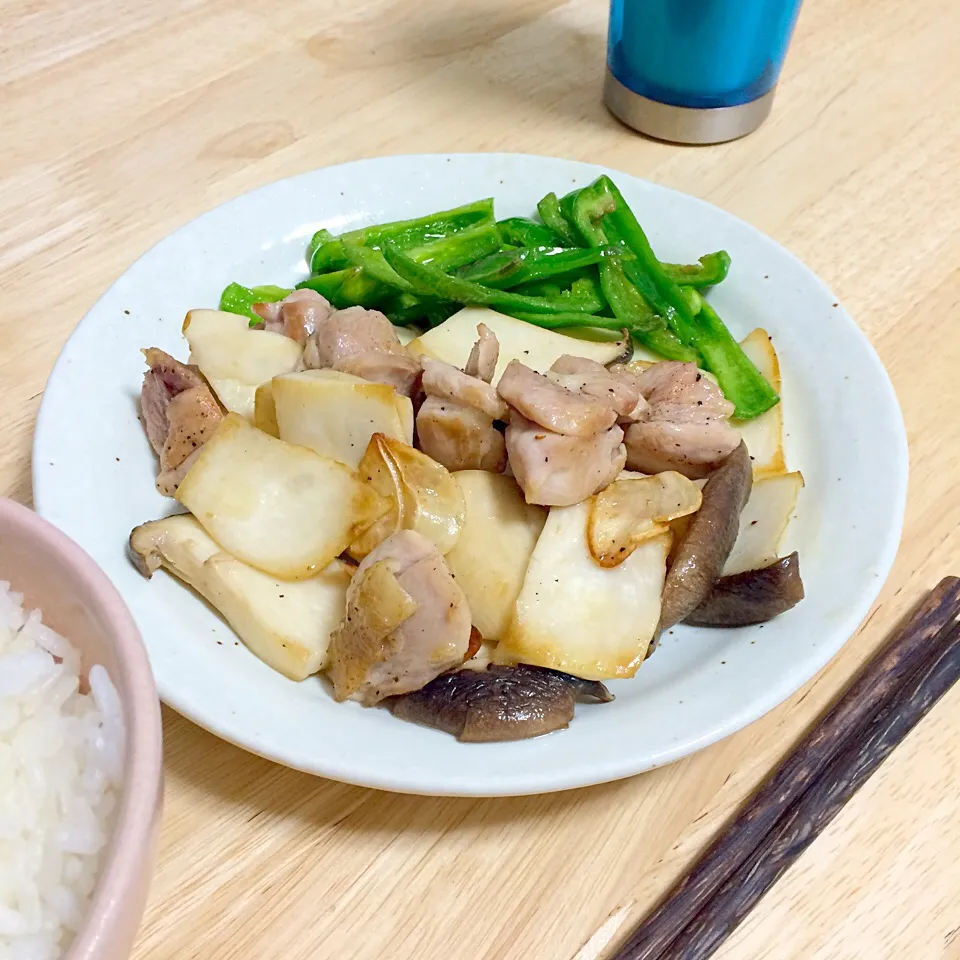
[603,70,776,145]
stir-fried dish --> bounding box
[129,176,804,742]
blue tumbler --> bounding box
[604,0,804,144]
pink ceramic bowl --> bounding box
[0,497,163,959]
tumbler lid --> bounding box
[603,70,775,145]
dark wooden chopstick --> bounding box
[661,615,960,959]
[611,577,960,960]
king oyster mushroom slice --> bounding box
[128,514,351,681]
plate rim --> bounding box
[32,152,909,796]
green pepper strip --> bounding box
[340,244,414,293]
[496,217,564,248]
[296,268,387,309]
[536,189,690,357]
[325,224,504,308]
[455,245,618,289]
[386,296,459,329]
[693,300,780,420]
[504,249,618,290]
[594,176,777,419]
[536,193,580,246]
[312,219,503,275]
[305,229,334,267]
[453,247,535,287]
[661,251,731,288]
[309,198,495,272]
[513,279,568,299]
[382,246,604,316]
[333,269,391,309]
[680,286,703,316]
[569,187,698,362]
[411,223,504,271]
[296,269,351,299]
[219,282,292,322]
[558,187,583,229]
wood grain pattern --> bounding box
[617,579,960,960]
[2,1,959,958]
[616,581,960,960]
[667,613,960,960]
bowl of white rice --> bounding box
[0,497,162,960]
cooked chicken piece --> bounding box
[607,362,650,421]
[252,289,334,345]
[141,349,206,452]
[414,325,508,473]
[505,413,626,506]
[637,361,735,416]
[497,360,617,438]
[548,354,642,419]
[140,348,223,497]
[156,449,201,498]
[421,358,508,421]
[335,351,422,396]
[303,305,421,396]
[624,361,740,479]
[464,322,499,383]
[416,397,507,473]
[326,530,472,705]
[624,421,740,479]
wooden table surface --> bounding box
[4,0,960,957]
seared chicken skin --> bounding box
[140,348,223,497]
[624,361,739,479]
[416,327,507,473]
[505,413,625,507]
[326,530,472,705]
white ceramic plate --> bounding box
[33,154,907,796]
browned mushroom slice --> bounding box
[388,664,613,742]
[658,441,753,632]
[684,552,804,627]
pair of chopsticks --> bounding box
[611,576,960,960]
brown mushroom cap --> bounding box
[658,441,753,632]
[387,664,613,742]
[684,552,804,627]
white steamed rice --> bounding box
[0,582,125,960]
